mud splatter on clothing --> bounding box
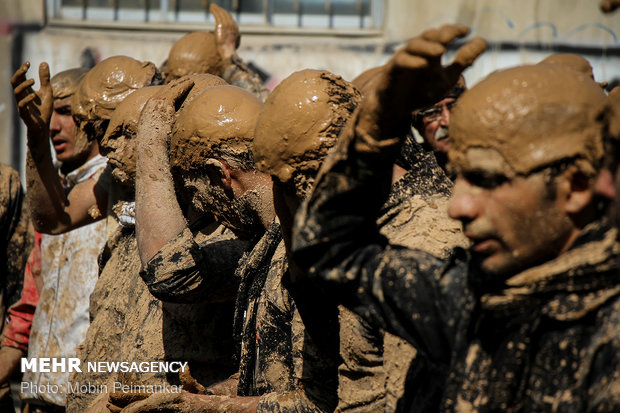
[293,117,620,411]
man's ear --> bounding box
[594,168,615,200]
[205,159,234,195]
[563,166,595,215]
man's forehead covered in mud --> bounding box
[51,67,88,100]
[253,69,361,186]
[448,64,607,177]
[170,85,263,172]
[71,55,159,127]
[163,32,223,82]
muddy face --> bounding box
[253,69,361,186]
[448,147,574,277]
[163,32,223,84]
[50,96,96,169]
[100,86,164,185]
[49,68,97,170]
[180,170,264,239]
[170,85,264,236]
[447,65,607,277]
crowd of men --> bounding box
[0,2,620,412]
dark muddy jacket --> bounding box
[293,117,620,412]
[234,222,340,412]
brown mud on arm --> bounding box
[135,80,193,266]
[12,62,106,233]
[293,25,484,281]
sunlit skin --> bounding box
[448,148,578,278]
[421,97,454,156]
[50,96,98,174]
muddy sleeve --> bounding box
[221,56,270,102]
[140,228,247,303]
[292,111,469,363]
[584,308,620,412]
[0,165,34,315]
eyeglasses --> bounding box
[419,100,457,123]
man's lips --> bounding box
[467,235,501,254]
[52,137,68,152]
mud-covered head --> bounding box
[447,65,608,280]
[170,85,267,238]
[449,64,607,178]
[174,73,228,111]
[51,67,88,100]
[253,69,361,199]
[170,85,262,172]
[71,56,160,143]
[538,53,595,80]
[163,32,223,83]
[100,86,164,185]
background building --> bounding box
[2,0,619,173]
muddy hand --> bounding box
[383,24,485,114]
[137,79,194,146]
[10,61,53,138]
[211,3,240,63]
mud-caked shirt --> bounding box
[235,222,339,412]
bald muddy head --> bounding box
[100,86,164,186]
[254,69,361,201]
[163,32,223,83]
[449,64,607,178]
[174,73,228,112]
[50,67,97,172]
[72,55,160,143]
[171,85,268,237]
[51,67,88,100]
[538,53,595,80]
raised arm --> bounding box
[11,62,106,234]
[134,80,192,266]
[291,25,484,353]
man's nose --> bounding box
[50,111,61,133]
[448,179,479,222]
[438,104,451,126]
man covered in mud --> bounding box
[293,24,620,411]
[10,56,161,412]
[162,4,268,101]
[12,65,109,411]
[120,80,340,412]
